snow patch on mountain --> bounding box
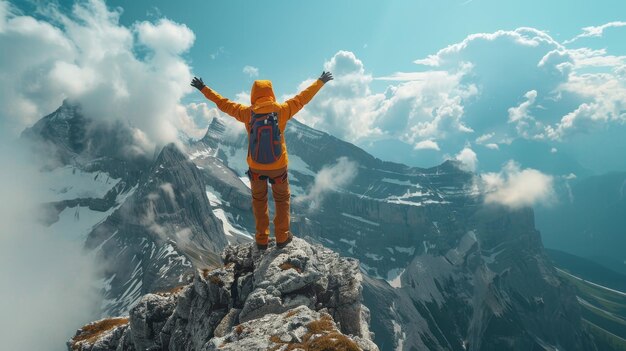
[47,184,135,240]
[287,153,316,177]
[387,268,405,288]
[224,146,249,175]
[48,205,117,241]
[393,246,416,255]
[392,319,406,351]
[341,212,380,226]
[40,166,120,202]
[239,176,251,189]
[206,185,252,242]
[381,177,420,187]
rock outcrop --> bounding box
[69,238,379,351]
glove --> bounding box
[319,71,333,83]
[191,76,206,91]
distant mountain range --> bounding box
[537,172,626,276]
[21,100,607,350]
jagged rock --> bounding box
[70,238,378,351]
[68,317,129,351]
[129,293,177,351]
[205,305,378,351]
[225,237,372,340]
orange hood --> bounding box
[251,80,278,112]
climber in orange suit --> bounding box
[191,71,333,250]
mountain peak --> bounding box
[155,142,188,163]
[201,117,227,144]
[69,238,379,351]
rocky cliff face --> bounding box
[87,143,230,316]
[69,238,378,351]
[363,207,596,351]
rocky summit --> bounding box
[68,237,379,351]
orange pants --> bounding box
[248,166,290,245]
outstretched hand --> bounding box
[191,76,205,91]
[319,71,333,83]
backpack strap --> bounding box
[246,169,267,182]
[268,170,288,184]
[246,169,288,184]
[250,111,277,121]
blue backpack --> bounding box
[248,112,282,164]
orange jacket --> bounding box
[200,79,325,170]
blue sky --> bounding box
[73,0,626,97]
[111,0,626,95]
[2,0,626,181]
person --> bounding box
[191,71,333,250]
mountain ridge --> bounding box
[69,238,379,351]
[19,102,603,350]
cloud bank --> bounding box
[0,0,201,154]
[295,156,358,211]
[0,141,100,351]
[480,161,555,209]
[455,147,478,172]
[243,65,259,78]
[286,26,626,172]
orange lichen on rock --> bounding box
[70,317,129,350]
[209,275,224,287]
[269,313,361,351]
[279,261,303,273]
[156,284,186,296]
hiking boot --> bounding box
[256,243,268,251]
[276,232,293,249]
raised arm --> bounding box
[282,71,333,120]
[191,77,250,123]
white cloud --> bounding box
[485,143,499,150]
[292,50,476,150]
[414,140,440,151]
[408,26,626,161]
[563,173,577,180]
[289,51,384,141]
[546,72,626,140]
[566,47,626,68]
[0,0,200,155]
[0,141,100,351]
[295,157,358,211]
[243,65,259,78]
[159,182,177,206]
[508,90,537,122]
[283,27,626,171]
[455,147,478,172]
[185,102,246,139]
[475,132,494,144]
[136,18,194,54]
[414,27,563,67]
[375,71,449,81]
[290,29,572,168]
[507,90,548,139]
[564,21,626,44]
[480,161,555,209]
[209,46,225,60]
